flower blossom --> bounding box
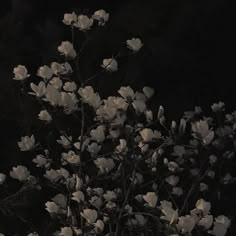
[63,12,77,25]
[92,9,109,25]
[18,135,35,151]
[38,110,52,122]
[58,41,76,59]
[118,86,135,100]
[71,191,85,203]
[139,128,161,142]
[90,125,106,143]
[143,192,158,208]
[10,165,30,181]
[37,65,53,81]
[45,201,60,214]
[101,58,118,72]
[13,65,29,80]
[80,209,98,224]
[29,81,46,97]
[78,86,101,109]
[192,120,214,145]
[94,158,115,173]
[74,15,93,31]
[62,151,80,165]
[126,38,143,52]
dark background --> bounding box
[0,0,235,235]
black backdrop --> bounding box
[0,0,235,235]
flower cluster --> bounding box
[1,8,235,236]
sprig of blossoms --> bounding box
[8,8,235,236]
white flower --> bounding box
[10,165,30,181]
[57,168,70,179]
[96,104,117,121]
[176,215,196,234]
[0,173,6,184]
[198,214,213,229]
[195,199,211,216]
[118,86,135,100]
[135,92,146,101]
[71,191,85,203]
[62,151,80,165]
[142,86,154,98]
[74,15,93,31]
[87,142,101,157]
[58,41,76,59]
[32,154,47,167]
[45,201,60,214]
[126,38,143,52]
[51,62,65,75]
[61,92,78,113]
[211,101,225,112]
[38,110,52,122]
[208,215,231,236]
[44,84,62,106]
[57,135,72,149]
[37,65,53,80]
[63,12,77,25]
[13,65,29,80]
[143,192,158,208]
[192,120,214,145]
[94,220,105,233]
[44,169,60,182]
[138,141,149,153]
[115,139,127,153]
[74,138,90,152]
[103,190,117,201]
[92,9,109,25]
[18,135,35,151]
[145,110,153,122]
[179,118,187,134]
[160,200,178,224]
[74,175,83,190]
[44,168,69,183]
[52,194,67,209]
[101,58,118,72]
[94,158,115,173]
[172,187,183,196]
[139,128,161,142]
[49,77,63,90]
[78,86,101,109]
[63,81,77,92]
[81,209,98,224]
[157,105,165,120]
[89,196,103,209]
[132,99,146,113]
[90,125,106,143]
[29,81,46,97]
[105,96,128,111]
[59,227,73,236]
[165,175,179,186]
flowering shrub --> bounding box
[0,8,235,236]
